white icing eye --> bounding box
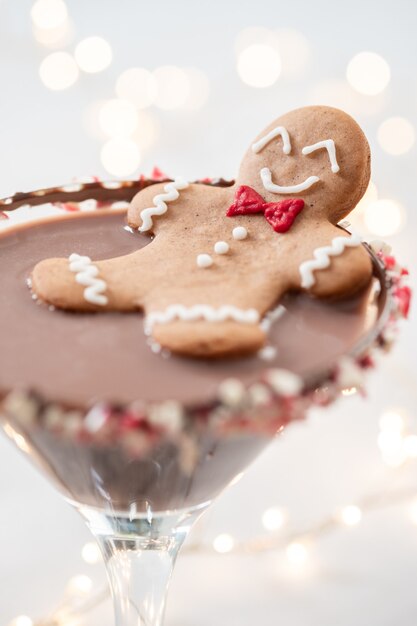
[302,139,340,173]
[252,126,291,155]
[214,241,229,254]
[232,226,248,240]
[196,253,213,268]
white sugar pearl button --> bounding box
[196,253,213,268]
[214,241,229,255]
[232,226,248,240]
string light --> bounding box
[115,68,157,109]
[153,66,190,110]
[98,99,138,138]
[213,533,235,553]
[286,542,308,567]
[364,199,405,237]
[346,51,391,96]
[31,0,68,30]
[100,138,141,177]
[339,505,362,526]
[237,44,281,88]
[377,117,415,155]
[81,541,102,564]
[262,507,286,531]
[39,51,79,90]
[74,36,113,73]
[66,574,93,597]
[15,480,417,624]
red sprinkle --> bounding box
[394,285,412,318]
[151,166,169,181]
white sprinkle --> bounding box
[111,200,131,209]
[267,369,303,396]
[249,383,272,406]
[197,253,213,268]
[62,183,83,193]
[232,226,248,240]
[102,181,122,189]
[218,378,246,406]
[258,346,277,361]
[214,241,229,255]
[369,239,392,255]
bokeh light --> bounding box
[131,110,160,151]
[364,199,405,236]
[346,51,391,96]
[340,505,362,526]
[377,116,415,155]
[286,542,308,567]
[403,435,417,459]
[354,181,378,215]
[39,51,79,90]
[237,44,281,88]
[182,67,210,110]
[74,36,112,73]
[101,138,141,177]
[66,575,93,597]
[116,67,157,109]
[262,507,286,531]
[32,19,73,48]
[379,408,405,433]
[98,99,138,138]
[81,541,102,564]
[31,0,68,30]
[275,28,311,77]
[213,533,235,553]
[8,617,33,626]
[153,66,190,110]
[409,500,417,525]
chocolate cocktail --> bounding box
[0,106,409,626]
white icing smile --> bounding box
[260,167,319,194]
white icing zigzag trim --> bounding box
[68,253,108,306]
[299,234,362,289]
[139,177,189,233]
[302,139,340,173]
[260,167,319,194]
[252,126,291,155]
[145,305,260,334]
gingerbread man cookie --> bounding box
[32,106,372,357]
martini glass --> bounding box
[0,181,399,626]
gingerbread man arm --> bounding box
[31,246,157,312]
[291,223,373,299]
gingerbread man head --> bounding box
[32,106,372,358]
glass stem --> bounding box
[79,504,207,626]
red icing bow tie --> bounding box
[227,185,305,233]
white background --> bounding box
[0,1,417,624]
